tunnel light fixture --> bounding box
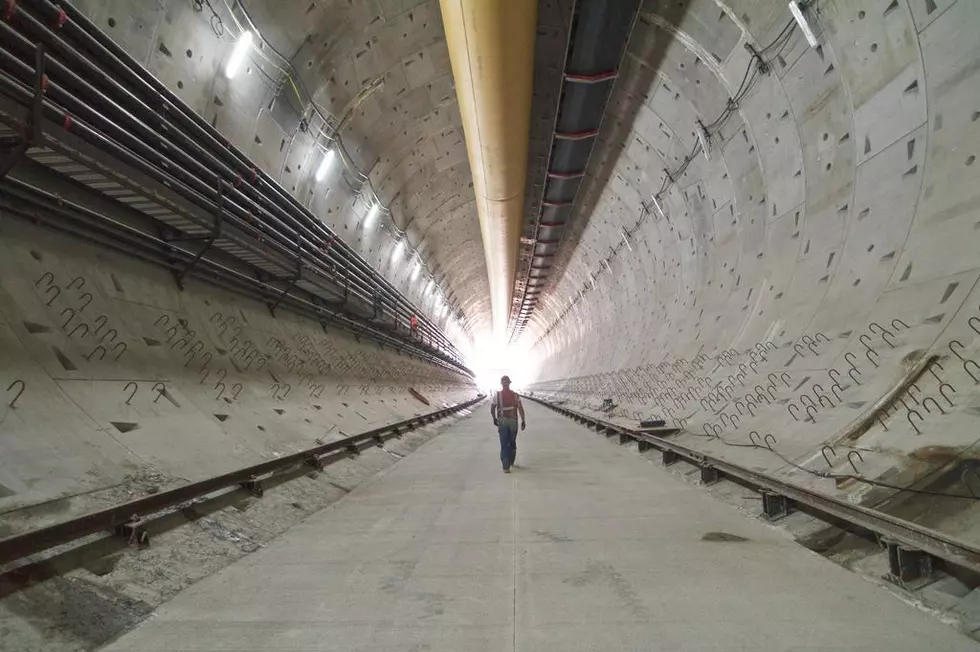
[315,150,335,182]
[225,31,253,79]
[411,259,421,282]
[365,202,380,226]
[391,240,404,262]
[789,1,818,48]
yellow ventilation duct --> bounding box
[439,0,537,340]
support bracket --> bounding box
[884,539,934,584]
[241,477,264,498]
[700,465,719,486]
[0,44,45,180]
[761,491,789,521]
[115,518,150,547]
[173,181,223,290]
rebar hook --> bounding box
[821,445,837,468]
[6,380,26,408]
[922,396,946,415]
[787,403,800,421]
[939,383,956,407]
[86,345,106,361]
[124,381,138,405]
[805,404,818,423]
[847,450,864,474]
[44,285,61,306]
[152,382,166,403]
[907,409,924,435]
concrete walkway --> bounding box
[102,403,979,651]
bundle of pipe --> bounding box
[438,0,537,341]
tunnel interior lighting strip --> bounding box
[224,30,252,78]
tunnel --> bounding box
[2,0,980,649]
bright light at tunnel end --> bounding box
[465,338,541,394]
[225,31,253,79]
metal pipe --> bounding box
[439,0,537,338]
[18,0,459,356]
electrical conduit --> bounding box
[438,0,537,340]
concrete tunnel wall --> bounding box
[5,0,980,551]
[67,0,490,340]
[0,216,475,537]
[527,0,980,548]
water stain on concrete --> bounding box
[533,529,571,543]
[1,575,152,649]
[564,561,647,617]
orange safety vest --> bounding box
[495,389,519,418]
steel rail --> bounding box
[525,394,980,576]
[0,396,484,567]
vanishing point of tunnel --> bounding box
[2,0,980,650]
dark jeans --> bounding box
[498,418,518,469]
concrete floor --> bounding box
[100,404,980,652]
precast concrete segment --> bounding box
[525,1,980,555]
[100,403,978,652]
[65,0,491,337]
[439,0,538,338]
[0,217,474,534]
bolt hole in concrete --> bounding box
[111,421,139,434]
[53,347,77,371]
[871,43,878,52]
[107,17,116,27]
[701,532,749,543]
[30,249,42,260]
[23,321,51,334]
[968,155,975,166]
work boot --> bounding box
[503,467,511,474]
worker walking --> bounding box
[490,375,526,473]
